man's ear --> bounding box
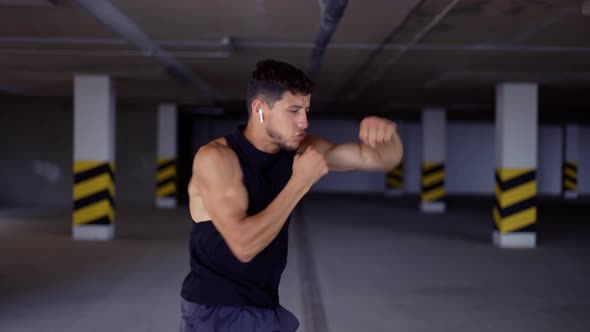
[250,99,265,117]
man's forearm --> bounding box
[231,178,308,262]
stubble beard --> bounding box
[265,126,297,152]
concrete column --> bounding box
[563,124,579,199]
[73,75,116,240]
[385,122,404,196]
[421,109,446,213]
[156,103,178,208]
[494,83,538,248]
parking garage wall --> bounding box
[0,100,157,207]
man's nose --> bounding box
[298,112,308,129]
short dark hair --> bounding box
[246,59,314,114]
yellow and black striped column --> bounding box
[156,103,178,208]
[494,83,538,248]
[421,162,445,212]
[73,75,116,240]
[74,161,115,227]
[385,163,403,195]
[493,168,536,235]
[156,158,177,206]
[562,161,577,197]
[421,108,446,213]
[563,124,579,199]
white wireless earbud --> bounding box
[258,108,264,124]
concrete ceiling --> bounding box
[1,0,589,115]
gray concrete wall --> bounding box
[403,123,422,194]
[446,122,495,194]
[0,99,73,207]
[115,105,157,206]
[538,126,563,195]
[0,98,157,207]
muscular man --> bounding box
[180,59,403,332]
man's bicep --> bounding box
[301,136,364,171]
[194,148,248,229]
[324,143,366,171]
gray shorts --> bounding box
[180,298,299,332]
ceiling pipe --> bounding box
[4,38,590,54]
[0,48,230,58]
[0,63,167,78]
[0,0,57,7]
[0,37,228,48]
[425,71,590,90]
[71,0,221,100]
[308,0,348,80]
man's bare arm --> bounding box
[299,116,403,171]
[193,144,327,263]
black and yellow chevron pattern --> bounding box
[421,162,445,202]
[386,164,403,189]
[493,168,536,233]
[73,161,115,225]
[157,158,177,198]
[563,161,578,191]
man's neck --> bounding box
[242,120,280,154]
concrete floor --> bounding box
[1,193,589,332]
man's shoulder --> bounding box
[195,137,239,168]
[205,137,230,150]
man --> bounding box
[180,59,402,331]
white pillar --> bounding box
[494,83,538,248]
[385,122,404,196]
[421,109,446,213]
[156,103,178,208]
[73,75,116,240]
[563,124,579,199]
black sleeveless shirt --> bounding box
[181,126,295,308]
